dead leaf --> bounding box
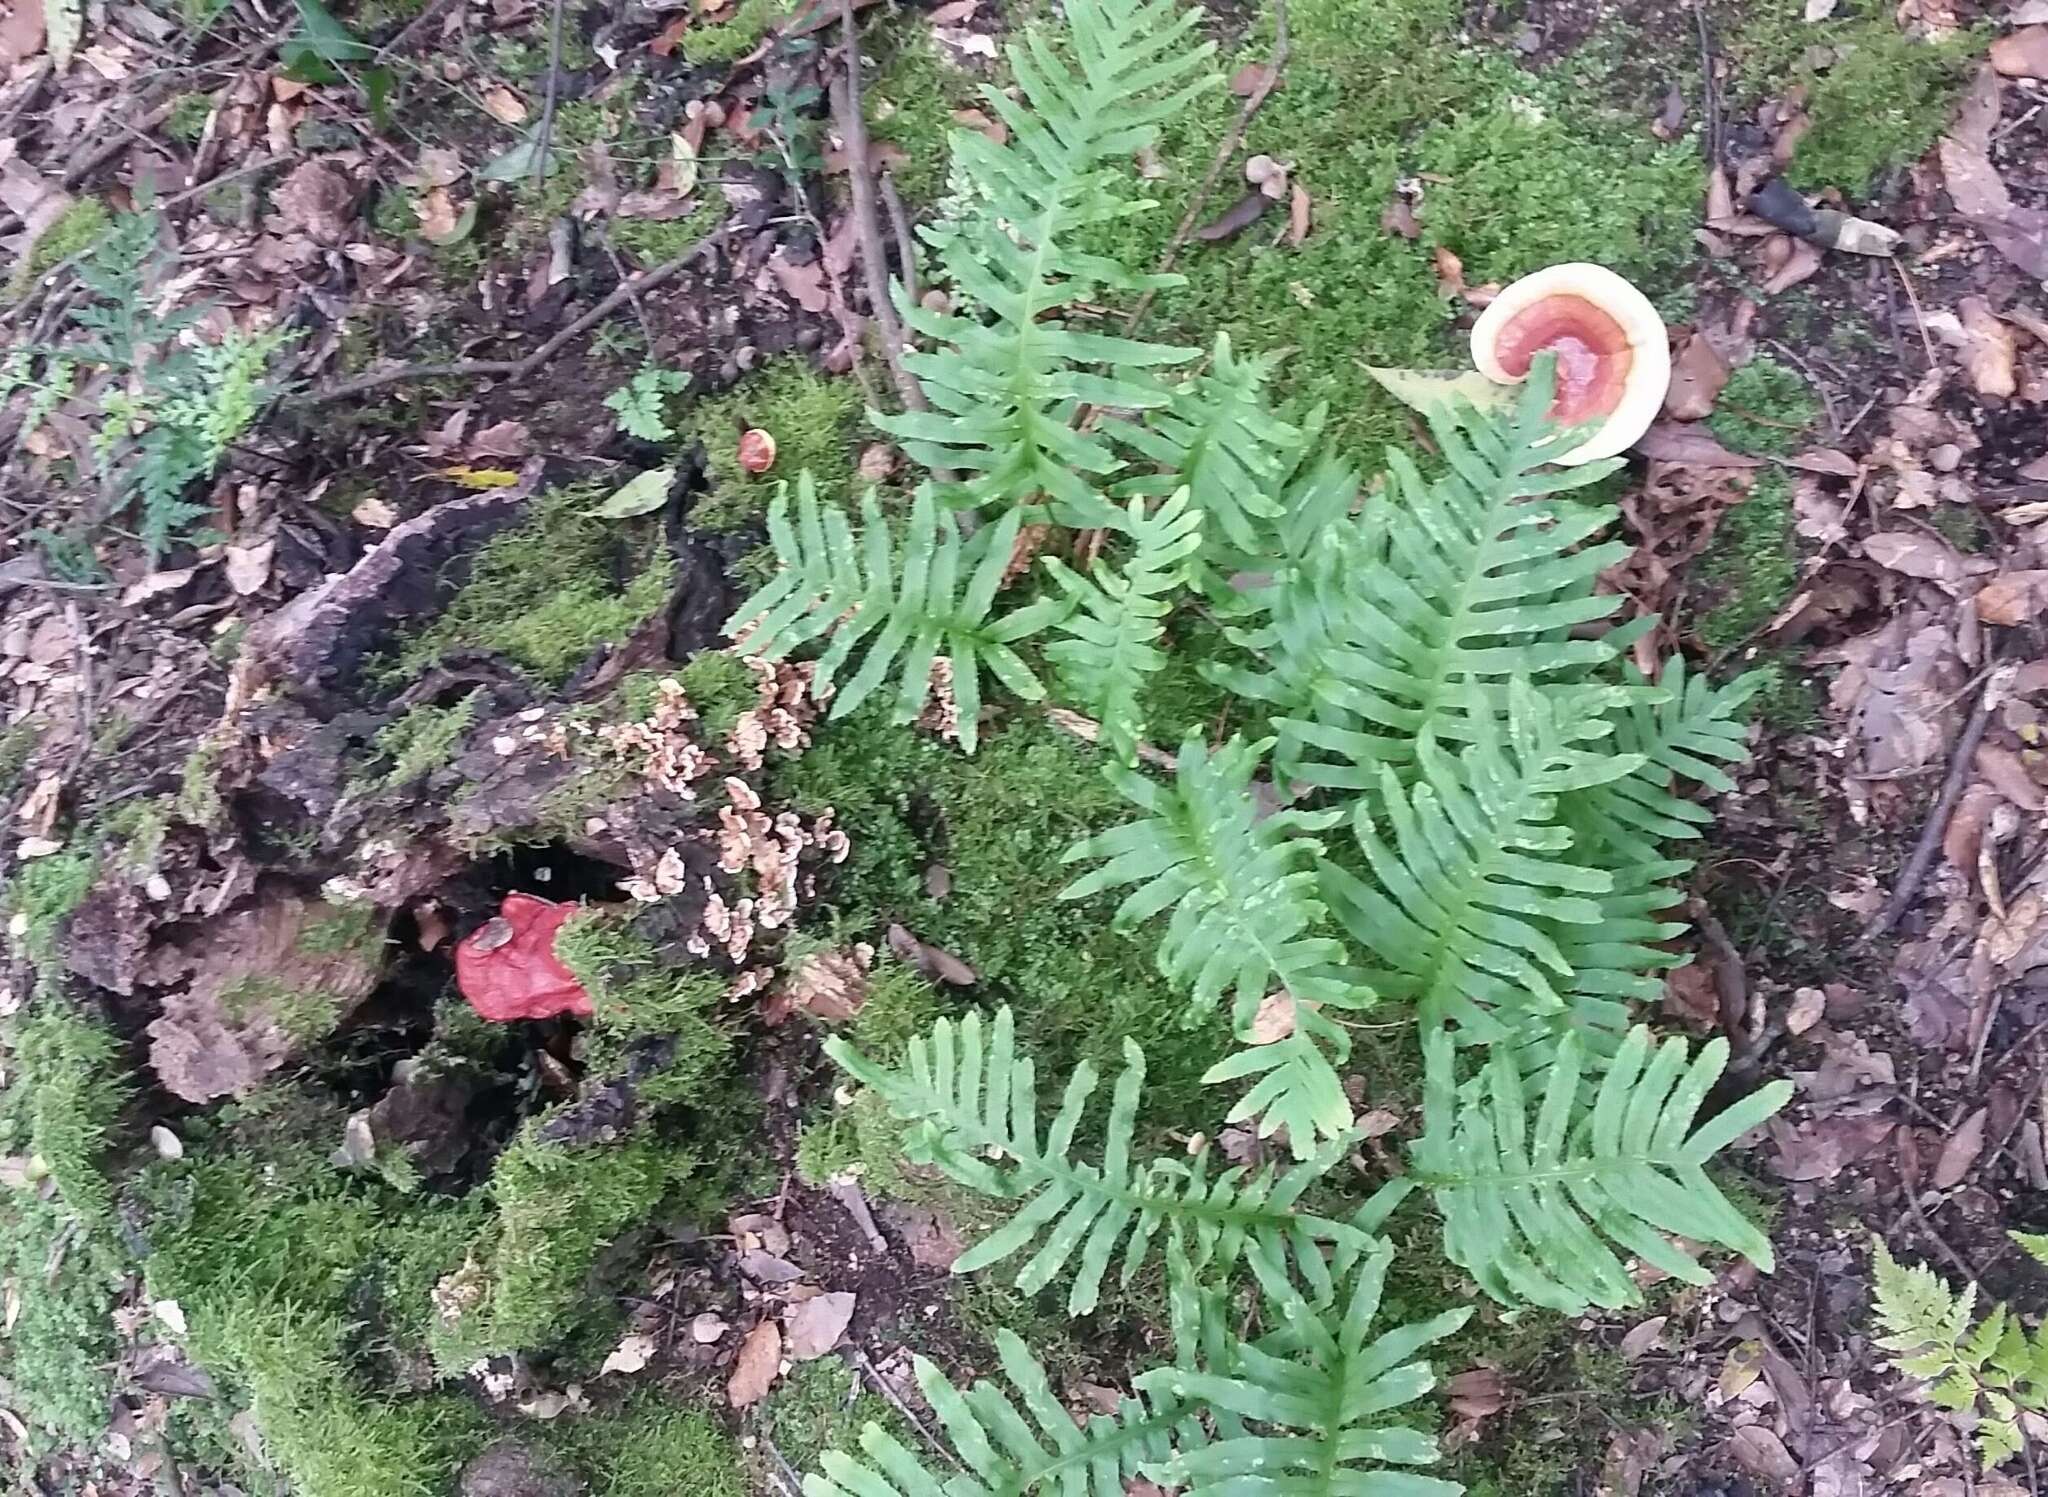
[886,1203,966,1270]
[1959,297,2019,397]
[267,159,354,246]
[0,1,45,66]
[1728,1426,1801,1489]
[601,1332,657,1375]
[949,107,1007,144]
[1862,530,1974,588]
[1933,1106,1987,1188]
[1618,1315,1668,1360]
[1246,991,1296,1044]
[1761,235,1824,295]
[1785,987,1827,1036]
[1663,331,1730,420]
[1229,61,1274,95]
[1991,25,2048,79]
[885,923,976,986]
[737,1250,803,1285]
[1980,570,2048,626]
[768,253,831,314]
[1433,244,1465,299]
[466,420,531,460]
[416,188,475,246]
[1632,421,1765,468]
[1785,447,1861,478]
[1940,133,2048,281]
[404,147,466,189]
[779,946,872,1022]
[1194,189,1270,243]
[726,1320,780,1408]
[2023,453,2048,482]
[1244,154,1289,200]
[482,85,529,125]
[1287,182,1311,247]
[784,1291,855,1361]
[224,540,273,596]
[1381,193,1419,239]
[1767,1114,1895,1181]
[1443,1366,1509,1421]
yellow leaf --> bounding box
[435,466,521,489]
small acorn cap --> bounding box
[1469,262,1671,465]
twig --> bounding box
[1694,0,1720,169]
[597,231,657,351]
[297,228,728,406]
[1861,662,2008,943]
[853,1346,962,1470]
[0,100,178,238]
[1121,0,1290,340]
[833,0,926,414]
[827,1175,888,1253]
[761,1435,806,1497]
[763,116,882,413]
[1892,257,1940,373]
[533,0,568,188]
[879,170,919,303]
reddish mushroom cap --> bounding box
[1469,263,1670,465]
[738,429,777,475]
[454,893,593,1022]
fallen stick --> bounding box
[833,0,927,414]
[296,228,728,407]
[1121,0,1290,340]
[1861,661,2010,943]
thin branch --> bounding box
[879,169,919,303]
[1861,661,2010,943]
[1121,0,1290,340]
[853,1346,962,1471]
[295,228,728,406]
[533,0,568,188]
[1693,0,1720,169]
[833,0,926,413]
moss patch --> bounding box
[1708,356,1819,458]
[544,1388,746,1497]
[681,360,866,534]
[391,486,675,687]
[1692,471,1798,654]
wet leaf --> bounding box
[1977,570,2048,625]
[784,1291,855,1361]
[1861,531,1974,587]
[1663,331,1729,420]
[1194,189,1269,242]
[1618,1315,1668,1359]
[590,467,676,518]
[726,1320,780,1408]
[1932,1106,1987,1188]
[1728,1426,1800,1488]
[1959,297,2018,397]
[601,1332,657,1375]
[416,189,477,247]
[482,85,529,125]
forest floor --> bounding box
[2,0,2047,1492]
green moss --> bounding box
[610,195,725,270]
[298,899,386,959]
[674,649,758,741]
[544,1388,746,1497]
[1692,472,1797,654]
[1708,357,1819,458]
[555,910,733,1093]
[5,846,96,971]
[796,1088,915,1197]
[1071,0,1699,459]
[429,1126,698,1370]
[216,973,350,1044]
[8,197,111,296]
[394,487,675,686]
[867,19,980,205]
[366,689,483,789]
[0,717,40,795]
[1929,502,1988,555]
[680,0,779,63]
[166,91,215,143]
[750,1357,900,1478]
[681,361,866,534]
[769,708,1223,1119]
[177,736,225,827]
[1776,9,1983,196]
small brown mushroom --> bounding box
[1468,262,1670,465]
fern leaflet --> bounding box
[1412,1025,1790,1313]
[826,1008,1379,1315]
[725,477,1068,752]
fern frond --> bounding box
[825,1008,1379,1315]
[1562,657,1761,863]
[1043,489,1204,765]
[1413,1025,1790,1313]
[875,0,1215,524]
[1140,1243,1469,1497]
[1266,364,1633,791]
[1321,678,1641,1044]
[1110,334,1303,561]
[1061,735,1360,1032]
[725,477,1068,753]
[804,1330,1191,1497]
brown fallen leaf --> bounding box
[0,0,46,66]
[1287,182,1311,247]
[1761,235,1824,295]
[1940,133,2048,281]
[1433,244,1465,299]
[1932,1106,1988,1188]
[885,923,976,986]
[482,85,529,125]
[1861,530,1976,589]
[1618,1315,1668,1360]
[1443,1366,1509,1421]
[1979,740,2047,809]
[1991,25,2048,79]
[1663,331,1729,420]
[768,253,832,314]
[778,946,873,1023]
[1977,569,2048,625]
[1246,991,1296,1044]
[1230,61,1275,95]
[726,1320,781,1408]
[1767,1114,1895,1181]
[950,107,1008,145]
[267,159,355,246]
[1959,297,2019,397]
[2022,453,2048,482]
[1631,421,1765,468]
[1784,447,1861,478]
[1381,193,1419,239]
[784,1291,856,1361]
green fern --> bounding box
[804,1329,1192,1497]
[1873,1239,2048,1468]
[875,0,1214,524]
[1410,1025,1790,1313]
[1109,334,1305,563]
[825,1007,1379,1315]
[1265,366,1633,792]
[1138,1243,1469,1497]
[1320,677,1642,1045]
[725,476,1068,752]
[1042,489,1203,765]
